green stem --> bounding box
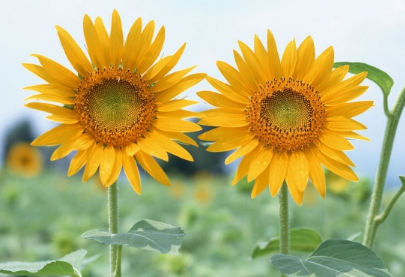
[363,86,405,249]
[108,182,121,277]
[373,181,405,228]
[383,94,391,117]
[279,182,289,277]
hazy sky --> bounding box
[0,0,404,185]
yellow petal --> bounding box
[68,150,88,176]
[23,84,76,98]
[315,142,354,166]
[197,91,246,109]
[326,116,367,131]
[280,39,297,78]
[237,41,266,85]
[217,60,252,96]
[106,149,123,187]
[316,65,349,92]
[266,30,282,79]
[94,17,111,67]
[205,76,249,104]
[122,153,141,193]
[269,150,289,196]
[72,133,94,150]
[318,132,354,151]
[144,43,186,83]
[131,20,155,71]
[152,66,197,92]
[150,130,193,161]
[304,148,326,198]
[32,124,84,146]
[31,54,80,88]
[82,143,103,182]
[22,63,57,84]
[233,50,260,92]
[338,131,370,141]
[207,130,254,152]
[225,138,259,165]
[286,181,304,206]
[99,145,116,185]
[154,118,201,132]
[25,94,75,105]
[55,25,93,77]
[247,146,274,182]
[322,72,367,101]
[25,102,76,119]
[293,36,314,79]
[303,46,334,88]
[51,140,76,161]
[232,145,261,185]
[326,101,374,118]
[198,111,248,127]
[157,110,204,119]
[157,99,199,112]
[157,130,198,147]
[254,34,272,80]
[135,150,170,186]
[251,165,270,198]
[46,114,78,124]
[323,86,369,106]
[126,142,140,156]
[138,26,165,75]
[310,145,358,181]
[285,150,309,192]
[122,17,142,70]
[199,126,246,141]
[137,135,169,161]
[83,14,106,69]
[156,73,206,103]
[110,10,124,68]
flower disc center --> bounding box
[75,68,156,147]
[246,77,325,152]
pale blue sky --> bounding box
[0,0,404,185]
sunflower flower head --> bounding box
[7,142,43,177]
[23,10,206,193]
[198,30,372,205]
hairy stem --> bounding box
[363,86,405,249]
[279,182,289,277]
[108,182,121,277]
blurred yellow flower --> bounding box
[198,30,371,205]
[6,142,43,177]
[23,10,205,192]
[194,184,213,204]
[170,181,186,199]
[327,170,350,194]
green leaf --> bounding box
[399,175,405,187]
[81,219,185,254]
[271,239,392,277]
[333,62,394,96]
[0,249,86,277]
[251,228,322,259]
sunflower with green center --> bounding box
[198,30,372,205]
[23,10,205,192]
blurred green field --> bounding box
[0,170,404,276]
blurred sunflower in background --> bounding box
[6,142,43,177]
[198,30,372,205]
[23,10,205,192]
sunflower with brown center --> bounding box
[198,31,372,205]
[23,10,205,192]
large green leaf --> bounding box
[82,219,184,254]
[251,228,322,259]
[333,62,393,96]
[0,249,86,277]
[271,239,392,277]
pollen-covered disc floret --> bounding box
[247,77,325,152]
[23,10,205,192]
[198,30,372,205]
[75,68,156,147]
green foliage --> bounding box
[333,62,394,96]
[251,228,323,259]
[81,219,184,254]
[271,239,392,277]
[0,249,86,277]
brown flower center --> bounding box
[75,68,156,147]
[246,77,325,152]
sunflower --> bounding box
[23,10,205,192]
[198,30,372,205]
[6,142,43,177]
